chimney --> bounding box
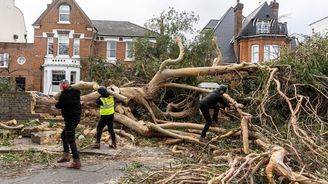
[270,0,279,20]
[234,0,244,37]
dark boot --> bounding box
[57,152,71,163]
[91,142,100,149]
[109,141,117,149]
[68,159,81,169]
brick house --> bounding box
[203,0,291,63]
[0,0,156,95]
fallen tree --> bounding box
[33,36,328,183]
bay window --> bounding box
[51,70,65,92]
[264,45,279,62]
[47,37,54,55]
[73,38,80,56]
[251,45,259,63]
[58,33,69,56]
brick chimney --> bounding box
[270,0,279,20]
[234,0,244,37]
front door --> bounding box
[15,77,25,91]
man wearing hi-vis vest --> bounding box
[92,86,116,149]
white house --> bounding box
[0,0,27,42]
[310,16,328,35]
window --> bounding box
[264,45,279,62]
[0,53,9,68]
[70,71,76,85]
[107,41,117,58]
[52,71,65,92]
[73,39,80,56]
[256,21,270,34]
[125,41,134,59]
[58,34,69,55]
[47,37,54,55]
[251,45,259,63]
[59,5,70,22]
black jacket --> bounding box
[200,91,229,108]
[96,93,110,106]
[55,88,81,122]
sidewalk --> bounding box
[0,138,173,184]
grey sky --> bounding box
[15,0,328,42]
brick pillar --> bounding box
[234,0,244,62]
[270,0,279,20]
[234,0,244,37]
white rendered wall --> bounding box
[0,0,27,42]
[310,17,328,36]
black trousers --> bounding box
[61,120,80,159]
[96,114,115,144]
[200,103,219,138]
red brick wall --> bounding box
[117,41,126,62]
[95,41,107,58]
[0,43,43,91]
[238,36,290,63]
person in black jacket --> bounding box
[92,86,116,149]
[199,85,230,142]
[55,79,82,169]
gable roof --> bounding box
[32,0,93,27]
[92,20,158,38]
[213,7,237,63]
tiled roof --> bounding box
[92,20,158,38]
[213,7,237,63]
[203,19,220,30]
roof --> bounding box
[241,2,267,32]
[33,0,93,27]
[203,19,220,30]
[213,7,237,63]
[92,20,158,38]
[310,16,328,26]
[238,2,288,37]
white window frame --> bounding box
[47,37,54,56]
[58,33,69,56]
[70,71,77,85]
[125,41,134,61]
[264,45,280,62]
[59,5,70,23]
[0,53,9,68]
[251,45,259,63]
[256,20,270,34]
[107,40,117,60]
[51,70,66,92]
[73,38,80,57]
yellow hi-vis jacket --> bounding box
[100,96,115,115]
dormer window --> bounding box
[256,20,270,34]
[59,5,70,23]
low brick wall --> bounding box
[0,92,40,121]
